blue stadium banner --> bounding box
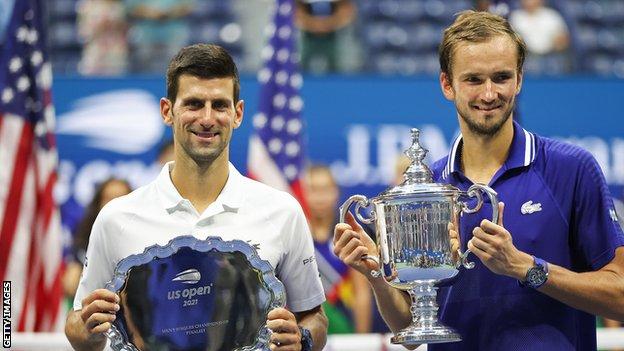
[52,76,624,233]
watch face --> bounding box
[527,267,547,287]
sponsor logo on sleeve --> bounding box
[303,256,316,265]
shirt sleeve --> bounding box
[276,195,326,312]
[72,205,116,310]
[572,150,624,270]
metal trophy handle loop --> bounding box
[457,184,499,269]
[339,195,382,278]
[339,194,375,224]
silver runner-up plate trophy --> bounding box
[340,128,499,346]
[104,236,286,351]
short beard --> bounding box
[172,111,226,167]
[181,138,226,168]
[458,101,514,137]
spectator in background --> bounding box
[62,178,132,305]
[303,165,373,333]
[125,0,194,73]
[294,0,359,74]
[474,0,511,18]
[509,0,569,55]
[139,139,176,186]
[156,138,175,165]
[394,153,411,186]
[77,0,128,75]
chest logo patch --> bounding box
[521,200,542,215]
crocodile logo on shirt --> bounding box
[521,201,542,215]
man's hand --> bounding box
[267,307,302,350]
[448,221,460,263]
[80,289,120,338]
[467,202,533,279]
[65,289,120,351]
[333,212,379,277]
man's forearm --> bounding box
[369,276,412,333]
[538,262,624,320]
[65,310,107,351]
[297,306,328,351]
[500,247,624,320]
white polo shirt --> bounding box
[74,162,325,313]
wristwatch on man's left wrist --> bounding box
[299,326,313,351]
[521,256,549,289]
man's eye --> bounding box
[494,75,511,83]
[466,77,481,83]
[187,101,203,109]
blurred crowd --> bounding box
[46,0,624,77]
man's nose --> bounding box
[482,80,496,102]
[198,105,215,125]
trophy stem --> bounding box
[411,282,437,328]
[390,281,461,345]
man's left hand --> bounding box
[467,202,533,279]
[267,307,302,350]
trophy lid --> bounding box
[375,128,458,201]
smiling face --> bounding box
[160,74,244,166]
[440,35,522,138]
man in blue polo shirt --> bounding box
[333,10,624,351]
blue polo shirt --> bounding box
[429,121,624,351]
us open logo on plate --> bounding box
[172,269,201,284]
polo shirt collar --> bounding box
[442,121,536,180]
[156,161,244,214]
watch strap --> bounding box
[299,326,313,351]
[519,255,549,288]
[533,256,548,274]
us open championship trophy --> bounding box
[104,235,286,351]
[340,128,499,345]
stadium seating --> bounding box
[45,0,624,76]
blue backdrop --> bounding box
[53,75,624,233]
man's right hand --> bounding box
[80,289,119,339]
[66,289,120,351]
[333,211,380,277]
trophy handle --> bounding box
[339,194,375,224]
[339,195,383,278]
[458,184,499,269]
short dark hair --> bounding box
[166,44,240,103]
[439,10,526,80]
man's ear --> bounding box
[161,98,173,126]
[440,72,455,101]
[233,100,244,129]
[515,71,523,95]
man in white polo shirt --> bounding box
[65,43,328,351]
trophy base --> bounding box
[391,325,461,345]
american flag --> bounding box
[247,0,308,208]
[0,0,65,331]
